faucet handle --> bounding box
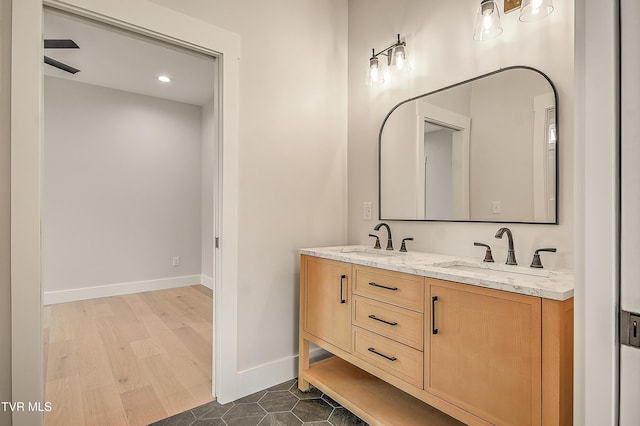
[368,234,381,249]
[530,248,557,269]
[399,237,414,253]
[474,242,495,263]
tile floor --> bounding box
[148,379,367,426]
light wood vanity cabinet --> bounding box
[428,279,542,426]
[299,254,573,426]
[301,256,352,353]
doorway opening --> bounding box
[11,2,241,422]
[42,8,217,424]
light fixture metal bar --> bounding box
[371,34,406,60]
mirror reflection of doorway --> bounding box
[423,121,456,219]
[415,102,470,221]
[545,107,557,220]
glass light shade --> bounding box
[519,0,554,22]
[367,56,381,86]
[473,0,503,41]
[391,45,406,70]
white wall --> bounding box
[148,0,349,379]
[574,0,619,424]
[0,0,12,424]
[348,0,574,271]
[43,77,204,301]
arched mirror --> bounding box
[379,66,558,224]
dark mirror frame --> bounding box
[378,66,559,224]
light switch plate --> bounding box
[363,202,372,220]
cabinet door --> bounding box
[302,256,352,352]
[427,279,541,426]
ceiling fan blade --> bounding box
[44,56,80,74]
[44,39,79,49]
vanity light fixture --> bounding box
[367,34,407,86]
[157,75,171,83]
[473,0,503,41]
[474,0,554,41]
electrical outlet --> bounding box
[172,256,180,266]
[492,201,502,214]
[363,202,372,220]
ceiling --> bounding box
[44,9,216,106]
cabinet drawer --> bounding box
[353,266,424,312]
[353,327,423,388]
[352,296,423,350]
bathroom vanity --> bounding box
[298,246,573,426]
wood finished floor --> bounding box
[43,285,214,426]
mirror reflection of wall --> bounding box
[379,67,558,224]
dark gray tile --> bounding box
[327,408,367,426]
[291,399,333,422]
[266,379,297,392]
[191,419,226,426]
[258,412,303,426]
[320,395,341,408]
[235,390,268,404]
[289,385,323,400]
[147,409,196,426]
[222,403,267,426]
[259,391,299,412]
[191,400,233,419]
[150,379,368,426]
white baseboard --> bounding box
[234,346,328,400]
[201,274,214,290]
[43,274,203,305]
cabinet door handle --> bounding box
[339,275,346,304]
[368,282,398,291]
[432,296,439,335]
[367,347,397,361]
[368,314,398,326]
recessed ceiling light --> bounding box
[158,75,171,83]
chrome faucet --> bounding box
[373,222,394,250]
[495,227,517,265]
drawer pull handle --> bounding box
[367,347,397,362]
[368,282,398,291]
[368,314,398,326]
[339,275,346,304]
[432,296,439,335]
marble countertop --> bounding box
[299,245,574,301]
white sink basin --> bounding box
[340,247,400,258]
[433,260,552,282]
